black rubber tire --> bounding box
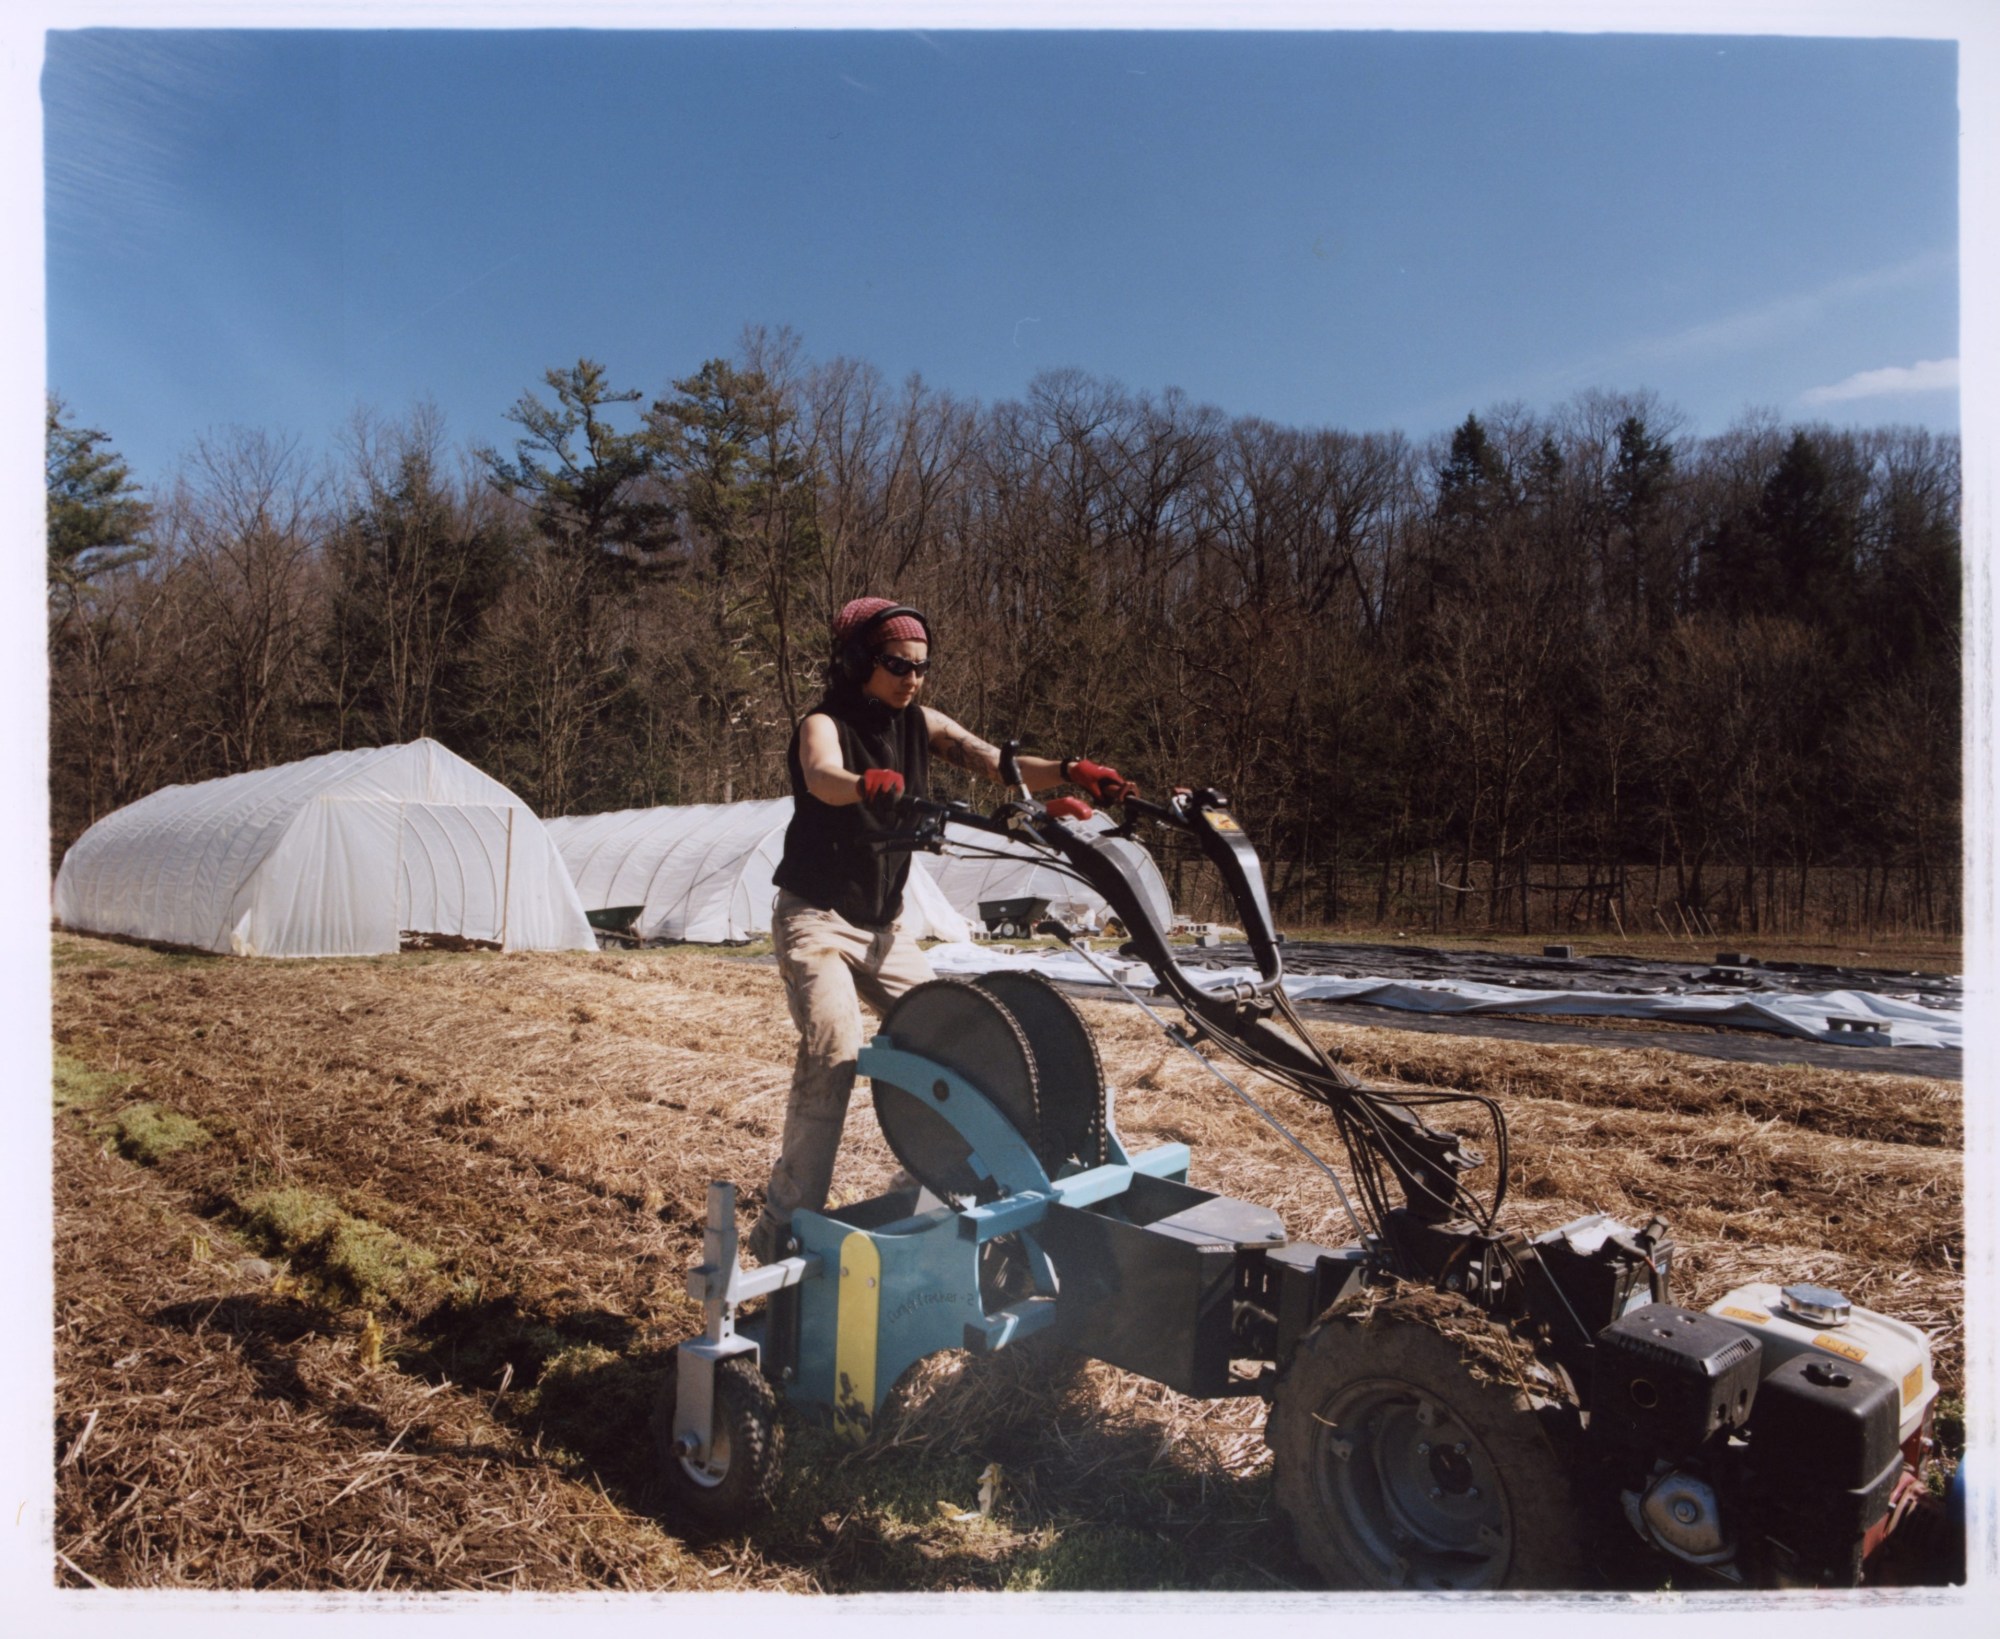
[651,1352,782,1533]
[1268,1303,1585,1590]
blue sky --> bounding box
[40,21,1962,489]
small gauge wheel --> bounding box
[651,1352,782,1533]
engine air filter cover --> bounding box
[1745,1349,1901,1495]
[1742,1351,1903,1576]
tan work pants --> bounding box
[752,887,934,1257]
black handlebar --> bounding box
[867,786,1187,851]
[1117,791,1188,831]
[862,772,1477,1225]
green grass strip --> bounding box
[105,1101,212,1164]
[52,1051,136,1114]
[240,1185,439,1308]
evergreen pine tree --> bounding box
[479,360,674,574]
[46,395,150,613]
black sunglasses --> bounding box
[875,654,933,678]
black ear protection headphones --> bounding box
[835,604,933,685]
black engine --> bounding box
[1587,1300,1923,1585]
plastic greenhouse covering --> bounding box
[546,799,1174,943]
[53,740,596,957]
[928,813,1177,933]
[545,799,970,944]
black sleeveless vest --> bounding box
[772,686,931,929]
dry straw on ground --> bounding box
[51,934,1962,1592]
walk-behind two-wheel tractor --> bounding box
[653,754,1959,1590]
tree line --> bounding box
[47,327,1961,937]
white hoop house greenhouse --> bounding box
[546,799,1173,943]
[546,799,970,944]
[930,814,1176,933]
[53,740,596,957]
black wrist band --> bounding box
[1061,757,1076,783]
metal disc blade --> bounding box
[971,971,1106,1173]
[870,978,1041,1201]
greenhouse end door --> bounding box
[397,802,515,948]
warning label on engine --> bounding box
[1718,1306,1768,1324]
[1903,1365,1924,1405]
[1815,1333,1869,1364]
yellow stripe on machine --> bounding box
[833,1231,881,1446]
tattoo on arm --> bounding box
[934,723,1001,780]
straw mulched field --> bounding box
[50,932,1963,1593]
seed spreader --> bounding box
[656,755,1957,1589]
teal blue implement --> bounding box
[780,1039,1191,1435]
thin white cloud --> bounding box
[1606,251,1954,373]
[1799,357,1959,405]
[1391,250,1955,431]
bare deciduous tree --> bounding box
[169,428,329,775]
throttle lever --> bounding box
[997,739,1033,804]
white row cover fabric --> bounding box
[545,799,970,944]
[54,740,596,958]
[926,946,1961,1051]
[929,815,1176,934]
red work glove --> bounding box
[1045,796,1094,822]
[857,768,905,812]
[1065,758,1135,803]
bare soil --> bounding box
[50,933,1963,1593]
